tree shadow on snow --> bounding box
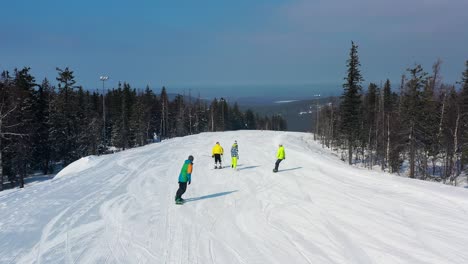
[238,165,261,171]
[279,167,302,172]
[184,190,238,203]
[2,174,55,190]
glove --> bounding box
[212,155,214,158]
[188,181,191,185]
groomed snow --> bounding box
[1,131,468,264]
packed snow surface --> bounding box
[1,131,468,264]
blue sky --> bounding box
[1,0,467,97]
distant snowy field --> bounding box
[1,131,468,264]
[274,100,299,104]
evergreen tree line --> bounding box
[315,42,468,185]
[0,67,286,191]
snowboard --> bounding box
[175,196,185,205]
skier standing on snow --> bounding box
[231,140,239,169]
[273,144,285,172]
[212,142,224,169]
[175,155,194,204]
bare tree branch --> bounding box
[0,104,17,119]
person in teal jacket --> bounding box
[175,155,194,204]
[273,144,285,172]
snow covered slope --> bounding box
[1,131,468,264]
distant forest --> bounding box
[0,67,286,190]
[315,42,468,185]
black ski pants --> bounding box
[176,182,187,199]
[274,159,283,171]
[214,154,222,164]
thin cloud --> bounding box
[279,0,468,34]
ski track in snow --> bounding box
[1,131,468,264]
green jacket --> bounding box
[277,146,285,160]
[178,160,193,183]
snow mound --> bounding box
[55,156,100,178]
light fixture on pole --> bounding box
[220,97,225,131]
[100,76,109,147]
[314,94,321,140]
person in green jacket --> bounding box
[175,155,194,204]
[273,144,285,173]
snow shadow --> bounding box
[2,174,55,190]
[185,190,238,203]
[238,165,261,171]
[24,175,55,184]
[279,167,302,172]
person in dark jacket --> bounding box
[175,155,194,204]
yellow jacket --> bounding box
[277,146,285,159]
[212,144,224,155]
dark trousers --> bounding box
[214,154,222,164]
[274,159,283,171]
[176,182,187,199]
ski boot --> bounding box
[175,198,184,205]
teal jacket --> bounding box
[178,159,193,183]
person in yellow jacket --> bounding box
[212,142,224,169]
[273,144,285,172]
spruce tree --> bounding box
[173,94,186,137]
[230,103,244,130]
[363,83,378,167]
[209,98,219,132]
[160,87,169,138]
[420,70,439,179]
[244,109,256,129]
[0,71,16,191]
[340,41,364,165]
[460,61,468,172]
[11,67,36,187]
[382,79,393,169]
[32,78,53,174]
[401,64,428,178]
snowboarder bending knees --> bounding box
[175,155,194,204]
[273,144,285,173]
[212,142,224,169]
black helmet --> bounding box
[188,155,194,161]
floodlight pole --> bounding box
[100,76,109,146]
[314,94,321,140]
